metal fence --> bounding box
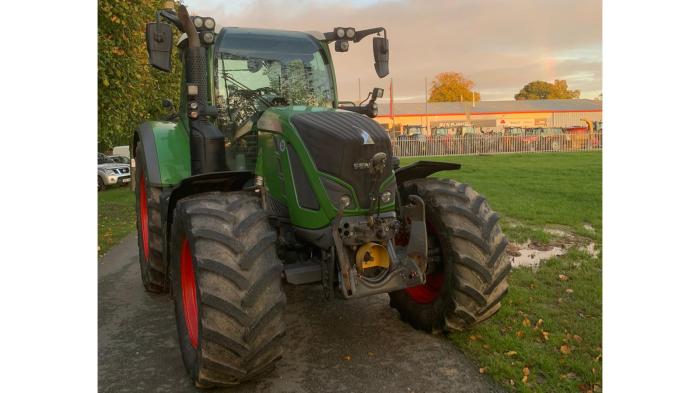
[391,133,603,157]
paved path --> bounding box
[98,233,504,393]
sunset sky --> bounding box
[190,0,602,103]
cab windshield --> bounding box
[214,29,335,132]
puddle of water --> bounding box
[511,244,566,268]
[510,241,597,268]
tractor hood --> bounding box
[283,108,393,208]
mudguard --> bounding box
[161,171,255,273]
[394,161,461,187]
[132,121,191,187]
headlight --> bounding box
[340,40,350,51]
[381,191,392,203]
[339,195,352,208]
[335,27,346,38]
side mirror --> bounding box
[146,22,173,72]
[372,37,389,78]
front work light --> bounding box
[202,31,215,44]
[192,16,204,29]
[335,27,346,38]
[203,17,215,30]
[346,27,356,39]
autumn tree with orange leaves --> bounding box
[428,72,481,103]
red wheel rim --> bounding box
[405,272,444,304]
[139,175,149,261]
[180,238,199,348]
[399,222,445,304]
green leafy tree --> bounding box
[98,0,181,151]
[514,79,581,100]
[428,72,481,103]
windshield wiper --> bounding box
[221,72,275,108]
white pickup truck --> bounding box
[98,153,131,191]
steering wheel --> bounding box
[254,87,288,106]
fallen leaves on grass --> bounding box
[479,367,487,374]
[516,330,525,338]
[541,331,550,341]
[573,335,583,343]
[558,274,570,281]
[565,288,574,294]
[560,344,572,355]
[522,317,531,327]
[578,383,594,393]
[522,367,530,384]
[505,351,518,357]
[342,355,351,361]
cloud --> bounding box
[191,0,601,101]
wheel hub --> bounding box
[397,223,445,304]
[404,271,444,304]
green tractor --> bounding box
[134,4,510,387]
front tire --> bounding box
[98,176,106,192]
[171,192,286,387]
[390,178,511,332]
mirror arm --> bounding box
[156,9,184,32]
[322,27,386,42]
[353,27,386,43]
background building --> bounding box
[375,99,602,136]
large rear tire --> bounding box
[390,178,511,332]
[171,192,286,387]
[134,144,167,293]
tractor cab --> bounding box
[212,28,338,171]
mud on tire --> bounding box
[135,144,167,293]
[171,191,286,387]
[390,178,511,332]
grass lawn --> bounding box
[402,152,602,392]
[98,186,135,257]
